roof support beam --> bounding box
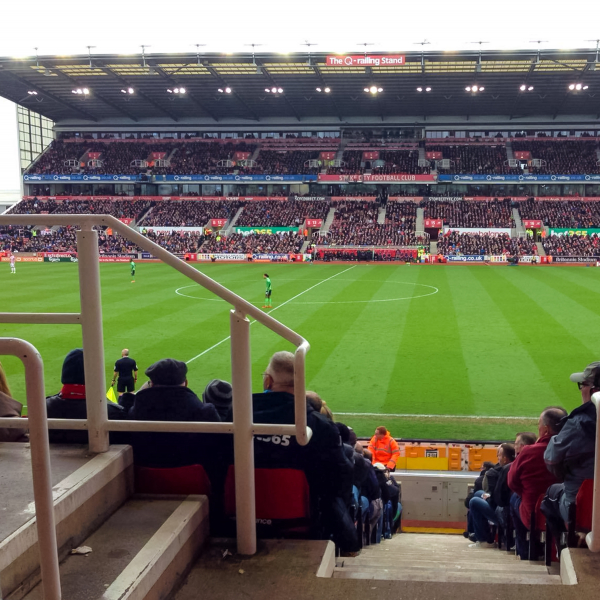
[50,69,140,122]
[312,65,344,121]
[153,65,220,121]
[204,65,260,121]
[259,66,302,122]
[4,71,99,122]
[97,64,180,122]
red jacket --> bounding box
[507,434,558,529]
[368,432,400,470]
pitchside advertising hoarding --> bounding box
[549,228,600,236]
[235,227,299,234]
[439,174,600,183]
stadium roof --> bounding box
[1,49,599,127]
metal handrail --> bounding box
[0,339,61,600]
[0,213,313,569]
[586,392,600,552]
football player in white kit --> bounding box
[9,254,16,274]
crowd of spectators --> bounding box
[198,231,304,254]
[423,200,514,228]
[140,200,241,227]
[512,141,600,174]
[542,233,600,257]
[158,142,257,175]
[52,199,153,220]
[385,201,418,232]
[371,150,429,175]
[519,199,600,228]
[252,150,321,175]
[235,200,329,227]
[27,141,87,174]
[426,145,514,174]
[437,232,537,256]
[327,151,363,175]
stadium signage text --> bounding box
[423,219,443,228]
[318,174,436,183]
[305,219,323,228]
[211,219,228,227]
[552,256,600,263]
[549,228,600,236]
[154,174,316,183]
[325,55,405,67]
[235,227,298,234]
[440,174,600,183]
[445,255,486,262]
[523,220,543,228]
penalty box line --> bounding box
[335,412,536,420]
[186,265,357,365]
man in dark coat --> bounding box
[126,358,220,468]
[229,351,359,554]
[46,348,127,445]
[542,362,599,547]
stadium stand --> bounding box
[511,140,600,174]
[422,199,514,228]
[437,232,538,256]
[140,200,241,227]
[425,144,513,174]
[198,231,304,254]
[519,199,600,228]
[542,233,600,257]
[234,200,329,227]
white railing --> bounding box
[587,392,600,552]
[0,214,313,599]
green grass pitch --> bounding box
[2,262,598,441]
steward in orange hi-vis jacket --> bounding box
[368,426,400,471]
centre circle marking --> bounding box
[175,279,439,305]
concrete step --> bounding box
[377,207,386,224]
[333,567,562,584]
[0,445,133,600]
[338,558,548,573]
[21,495,208,600]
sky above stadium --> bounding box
[1,0,599,195]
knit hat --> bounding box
[145,359,187,386]
[61,349,85,385]
[203,379,232,408]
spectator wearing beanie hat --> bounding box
[202,379,232,421]
[127,358,221,469]
[46,348,127,445]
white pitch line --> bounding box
[335,412,536,420]
[185,265,357,364]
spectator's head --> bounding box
[306,390,323,412]
[538,406,568,438]
[514,431,537,455]
[61,349,85,385]
[336,422,351,443]
[355,442,365,455]
[0,362,11,396]
[203,379,232,411]
[482,461,495,472]
[263,351,295,394]
[145,359,187,387]
[121,349,129,357]
[570,361,600,403]
[364,448,373,462]
[497,443,516,465]
[374,426,388,440]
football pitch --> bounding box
[2,261,599,441]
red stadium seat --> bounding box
[224,466,311,534]
[575,479,594,533]
[134,464,211,496]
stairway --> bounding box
[506,140,515,161]
[334,137,349,162]
[536,241,546,256]
[334,534,562,585]
[512,207,525,238]
[320,207,336,236]
[430,241,438,254]
[223,206,244,235]
[416,207,425,237]
[377,207,386,224]
[418,146,427,161]
[249,146,261,162]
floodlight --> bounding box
[27,90,37,95]
[569,84,575,90]
[528,86,534,91]
[472,85,479,92]
[576,83,582,90]
[583,85,589,90]
[417,87,423,92]
[225,87,231,93]
[218,88,223,93]
[364,87,369,92]
[520,84,526,91]
[370,86,377,94]
[377,87,383,92]
[271,87,277,93]
[465,86,471,91]
[179,87,186,94]
[265,88,271,92]
[324,87,330,93]
[316,87,322,92]
[277,88,283,93]
[425,87,431,92]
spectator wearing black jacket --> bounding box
[467,443,516,548]
[235,351,360,554]
[46,349,127,445]
[125,359,220,470]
